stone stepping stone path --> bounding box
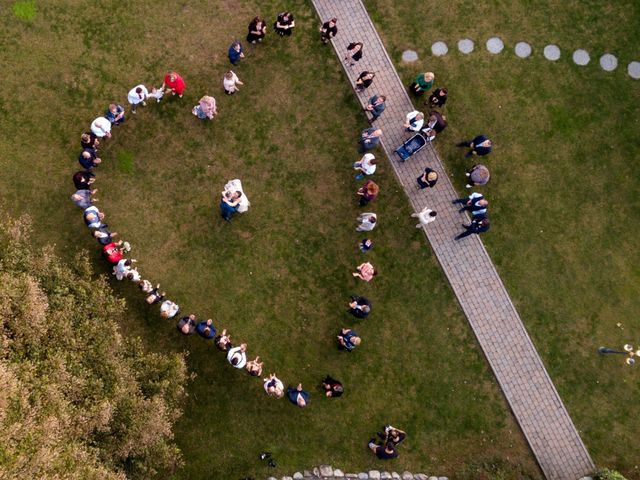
[457,38,474,54]
[402,49,418,62]
[423,37,638,78]
[515,41,532,58]
[573,49,590,66]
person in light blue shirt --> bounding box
[452,192,488,217]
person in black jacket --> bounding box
[457,135,492,157]
[426,111,448,133]
[274,11,295,36]
[427,87,448,108]
[319,18,337,44]
[348,296,371,318]
[455,215,490,240]
[344,42,363,66]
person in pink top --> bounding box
[352,262,377,282]
[162,71,186,97]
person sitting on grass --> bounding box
[377,425,407,446]
[287,383,309,408]
[177,314,197,335]
[368,440,399,460]
[263,373,285,398]
[196,318,216,339]
[227,343,248,369]
[321,375,344,397]
[245,356,263,376]
[160,300,180,319]
[214,328,233,352]
[337,328,361,352]
[348,296,371,318]
[352,262,377,282]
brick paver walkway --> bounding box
[311,1,595,479]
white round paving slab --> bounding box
[514,42,532,58]
[572,49,590,65]
[486,37,504,54]
[402,49,419,62]
[431,41,448,56]
[599,53,617,71]
[543,44,561,61]
[629,61,640,79]
[458,38,474,54]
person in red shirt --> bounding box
[162,71,186,97]
[103,241,124,264]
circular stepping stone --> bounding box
[431,41,448,56]
[572,49,590,66]
[629,61,640,79]
[402,49,419,62]
[543,44,561,61]
[599,53,617,72]
[458,38,474,54]
[486,37,504,54]
[514,42,532,58]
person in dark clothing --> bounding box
[247,16,267,43]
[337,328,361,351]
[356,71,375,91]
[319,18,337,44]
[79,148,101,169]
[80,132,100,151]
[368,440,399,460]
[358,128,382,152]
[228,41,245,65]
[177,314,197,335]
[344,42,364,66]
[73,170,96,190]
[377,425,407,446]
[452,193,488,217]
[322,375,344,397]
[364,94,385,122]
[426,111,448,133]
[357,180,379,206]
[287,383,309,407]
[92,225,117,246]
[457,135,492,157]
[427,87,448,108]
[455,215,490,240]
[274,11,295,36]
[417,167,438,189]
[105,103,125,125]
[196,319,216,339]
[348,296,371,318]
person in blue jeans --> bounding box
[220,190,242,221]
[287,383,309,407]
[228,41,245,65]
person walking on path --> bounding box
[457,135,492,157]
[404,110,424,132]
[127,85,148,114]
[352,262,376,282]
[344,42,363,66]
[465,164,490,188]
[353,153,377,180]
[337,328,361,351]
[427,87,448,108]
[247,16,267,44]
[356,212,377,232]
[455,215,490,240]
[322,375,344,397]
[228,41,245,65]
[319,18,338,44]
[453,192,488,216]
[411,207,437,228]
[355,71,375,91]
[364,94,385,122]
[162,71,186,98]
[274,11,295,36]
[287,383,309,407]
[417,167,438,189]
[358,128,382,152]
[409,71,434,96]
[356,180,379,206]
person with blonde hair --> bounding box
[404,110,424,132]
[246,356,263,376]
[352,262,377,282]
[263,373,284,398]
[223,71,244,95]
[192,96,217,120]
[417,167,438,189]
[409,71,434,96]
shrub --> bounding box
[595,469,628,480]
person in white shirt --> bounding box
[112,258,137,281]
[227,344,248,369]
[411,207,437,228]
[404,110,424,132]
[160,300,180,319]
[127,85,148,113]
[353,153,377,180]
[223,70,244,95]
[90,116,112,138]
[356,212,377,232]
[263,373,285,398]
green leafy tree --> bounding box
[0,214,189,479]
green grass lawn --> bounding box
[368,0,640,477]
[2,0,638,478]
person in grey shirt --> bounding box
[70,189,97,209]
